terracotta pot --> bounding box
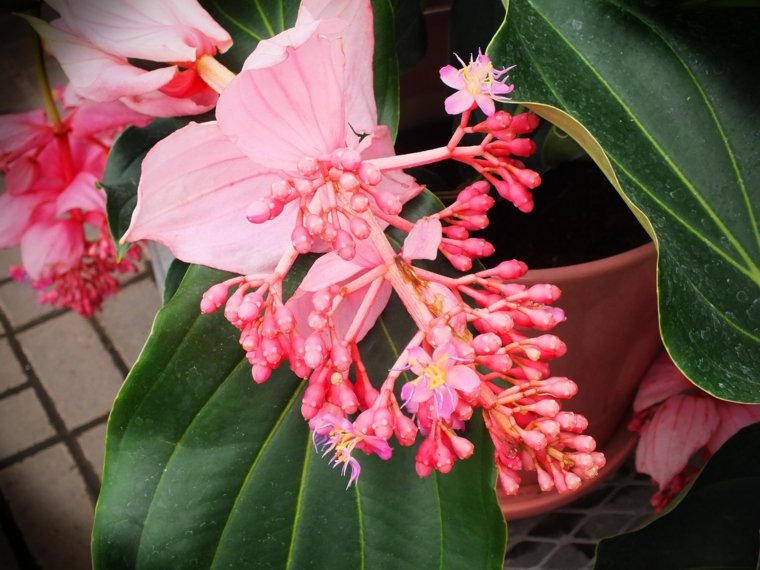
[499,241,661,519]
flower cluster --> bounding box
[0,89,148,315]
[630,352,760,510]
[122,0,604,496]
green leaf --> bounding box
[595,422,760,570]
[199,0,300,72]
[162,259,190,304]
[488,0,760,401]
[102,118,193,254]
[391,0,427,73]
[372,0,400,138]
[92,241,506,569]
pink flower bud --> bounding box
[245,199,272,224]
[270,179,291,200]
[488,259,528,280]
[504,138,536,157]
[251,364,272,384]
[445,252,472,271]
[394,412,418,446]
[349,217,370,239]
[350,192,370,212]
[237,292,265,322]
[291,226,314,253]
[304,334,326,369]
[563,434,596,453]
[523,398,560,417]
[275,306,295,332]
[301,384,326,419]
[297,157,319,177]
[442,225,468,239]
[372,408,394,440]
[335,229,356,260]
[511,167,541,189]
[448,433,474,460]
[330,379,358,414]
[293,178,312,196]
[511,112,540,134]
[339,172,359,191]
[358,162,382,185]
[542,377,578,398]
[260,337,283,366]
[498,468,521,495]
[320,221,337,243]
[459,238,495,258]
[200,282,231,314]
[434,441,455,473]
[353,409,374,434]
[527,284,561,303]
[486,111,512,131]
[473,333,502,354]
[555,412,588,433]
[312,289,332,313]
[520,428,547,450]
[536,467,554,492]
[564,472,582,491]
[478,353,512,374]
[307,311,328,330]
[376,190,402,215]
[331,343,352,372]
[304,213,324,235]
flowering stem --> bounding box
[32,35,62,131]
[196,54,236,93]
[366,144,483,172]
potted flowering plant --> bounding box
[7,0,757,567]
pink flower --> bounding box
[401,343,480,419]
[440,52,514,116]
[630,352,760,509]
[0,93,147,314]
[24,0,232,116]
[310,404,392,487]
[123,0,414,276]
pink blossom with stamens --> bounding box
[440,52,514,116]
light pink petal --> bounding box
[5,157,38,195]
[474,94,496,117]
[0,193,50,248]
[299,0,377,135]
[123,121,293,275]
[635,394,720,488]
[68,98,151,135]
[435,386,458,419]
[403,217,442,261]
[46,0,231,62]
[56,172,104,214]
[331,279,392,340]
[0,110,51,167]
[20,218,84,280]
[633,352,694,413]
[242,20,320,71]
[27,17,177,103]
[406,380,433,404]
[439,65,465,90]
[707,401,760,453]
[217,33,346,171]
[119,88,218,118]
[444,90,476,116]
[447,365,480,394]
[299,240,382,291]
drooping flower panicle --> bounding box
[123,0,600,496]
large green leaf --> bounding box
[595,421,760,569]
[488,1,760,401]
[92,258,506,569]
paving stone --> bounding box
[0,389,55,460]
[97,278,161,367]
[0,445,93,570]
[77,422,107,481]
[0,247,21,276]
[18,312,123,429]
[0,527,21,570]
[0,280,58,329]
[0,339,27,393]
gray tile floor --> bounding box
[0,11,657,570]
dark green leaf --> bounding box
[392,0,427,73]
[489,0,760,401]
[372,0,400,137]
[162,259,190,304]
[595,422,760,570]
[92,212,506,568]
[102,118,193,254]
[199,0,300,72]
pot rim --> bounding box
[523,240,656,282]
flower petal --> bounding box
[447,365,480,394]
[0,110,51,167]
[26,17,178,103]
[632,352,693,413]
[45,0,231,62]
[124,121,294,275]
[0,193,50,248]
[403,217,442,261]
[20,218,84,281]
[707,401,760,453]
[56,172,104,214]
[444,90,475,116]
[216,32,346,171]
[635,394,720,488]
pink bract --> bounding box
[25,0,231,116]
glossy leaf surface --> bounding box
[92,249,506,569]
[595,421,760,570]
[489,0,760,401]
